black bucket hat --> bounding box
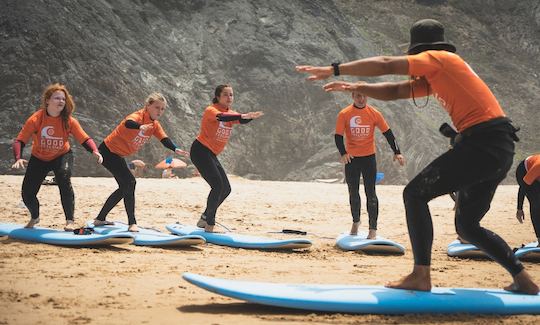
[407,19,456,55]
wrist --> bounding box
[331,62,340,76]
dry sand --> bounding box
[0,174,539,324]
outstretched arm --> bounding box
[296,56,410,80]
[323,80,413,101]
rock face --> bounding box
[1,0,539,183]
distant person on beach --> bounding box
[161,167,178,179]
[335,91,405,239]
[128,159,146,177]
[191,85,263,233]
[515,154,540,247]
[296,19,538,294]
[93,92,189,232]
[11,83,103,231]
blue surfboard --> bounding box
[90,221,205,247]
[182,273,540,314]
[336,233,405,254]
[0,223,134,246]
[515,242,540,259]
[447,240,488,258]
[166,224,311,249]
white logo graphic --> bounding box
[349,116,371,138]
[349,116,362,127]
[40,126,64,150]
[216,121,233,142]
[132,129,151,149]
[41,126,62,140]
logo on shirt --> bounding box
[216,121,233,142]
[349,116,371,138]
[132,129,151,149]
[40,126,64,150]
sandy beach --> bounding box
[0,174,539,324]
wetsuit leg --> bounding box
[517,163,540,239]
[52,151,75,221]
[190,140,224,226]
[21,156,51,219]
[97,143,137,225]
[345,157,361,223]
[526,182,540,239]
[403,130,519,273]
[456,176,523,275]
[215,160,231,208]
[360,155,378,230]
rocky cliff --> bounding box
[1,0,539,183]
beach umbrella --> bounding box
[155,157,187,169]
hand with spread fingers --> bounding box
[295,65,333,81]
[11,159,28,169]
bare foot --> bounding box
[93,219,114,226]
[24,218,40,228]
[64,220,75,232]
[349,222,360,236]
[385,265,432,291]
[128,224,139,232]
[367,229,377,239]
[504,270,539,295]
[204,225,223,233]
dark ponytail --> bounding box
[212,84,231,104]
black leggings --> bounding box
[190,139,231,226]
[403,127,524,276]
[516,161,540,239]
[345,154,378,229]
[22,151,74,221]
[96,142,137,225]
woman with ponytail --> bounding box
[191,85,263,232]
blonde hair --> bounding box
[40,83,75,130]
[145,92,167,107]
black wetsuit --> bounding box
[22,151,75,221]
[516,160,540,239]
[16,136,98,221]
[335,126,400,230]
[403,118,524,276]
[190,113,251,226]
[95,120,178,225]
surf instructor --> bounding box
[335,91,404,239]
[296,19,538,294]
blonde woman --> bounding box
[93,93,188,232]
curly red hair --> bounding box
[40,83,75,130]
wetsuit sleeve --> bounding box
[334,134,347,156]
[12,140,25,161]
[160,137,177,151]
[217,112,242,121]
[125,120,141,129]
[82,138,98,153]
[382,129,401,155]
[517,185,525,210]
